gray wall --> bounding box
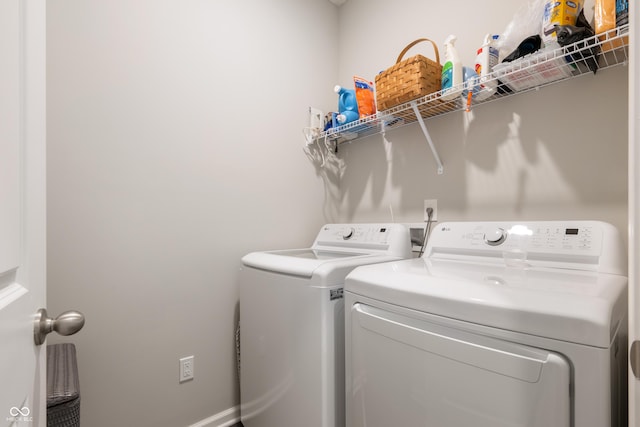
[46,0,628,426]
[46,1,338,426]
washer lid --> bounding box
[240,223,413,286]
[242,248,370,277]
[241,249,407,287]
[345,258,627,348]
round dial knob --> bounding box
[484,228,506,246]
[342,227,355,240]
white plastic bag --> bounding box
[497,0,546,57]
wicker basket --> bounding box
[375,38,442,112]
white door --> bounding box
[0,0,47,425]
[631,2,640,425]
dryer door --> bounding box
[347,303,571,427]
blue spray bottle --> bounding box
[334,85,360,125]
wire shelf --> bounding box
[317,24,629,146]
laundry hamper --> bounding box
[47,343,80,427]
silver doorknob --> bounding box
[34,308,85,346]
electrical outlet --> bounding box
[179,356,194,383]
[309,107,323,130]
[424,199,438,222]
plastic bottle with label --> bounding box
[474,34,500,101]
[462,66,480,111]
[334,85,360,125]
[616,0,629,28]
[441,35,463,101]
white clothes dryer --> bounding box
[239,223,412,427]
[345,221,628,427]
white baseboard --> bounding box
[189,405,240,427]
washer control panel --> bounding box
[312,224,412,257]
[316,224,391,245]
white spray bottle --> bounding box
[441,35,463,101]
[474,34,500,101]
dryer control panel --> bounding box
[426,221,626,275]
[477,224,593,251]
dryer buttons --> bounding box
[484,228,507,246]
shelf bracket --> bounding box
[410,102,444,175]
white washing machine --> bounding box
[239,223,412,427]
[345,221,628,427]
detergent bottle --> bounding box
[334,85,360,125]
[474,34,500,101]
[440,35,463,101]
